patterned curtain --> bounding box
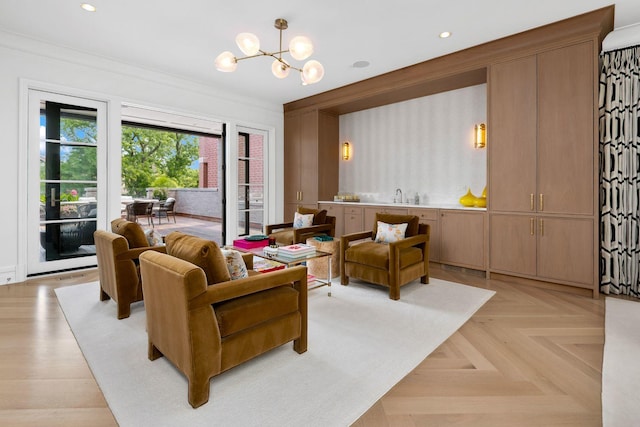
[600,46,640,296]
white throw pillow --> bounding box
[375,221,408,244]
[220,249,249,280]
[293,212,314,229]
[144,229,163,246]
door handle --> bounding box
[539,194,544,211]
[530,218,534,236]
[530,193,534,211]
[539,219,544,236]
[50,188,56,207]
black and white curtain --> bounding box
[600,45,640,296]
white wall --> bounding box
[339,84,487,205]
[0,31,284,282]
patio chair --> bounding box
[126,201,154,227]
[154,197,176,224]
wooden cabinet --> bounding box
[343,206,363,235]
[283,110,338,221]
[408,208,440,262]
[318,202,344,238]
[439,210,485,270]
[488,41,598,293]
[490,214,594,288]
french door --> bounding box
[27,90,107,275]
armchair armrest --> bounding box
[389,233,428,251]
[189,265,308,308]
[294,223,335,242]
[116,245,167,261]
[341,230,373,245]
[241,252,253,270]
[265,222,294,234]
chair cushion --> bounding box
[373,214,419,239]
[164,232,231,284]
[111,218,149,248]
[214,286,299,337]
[297,207,327,225]
[270,229,295,246]
[345,241,423,270]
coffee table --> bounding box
[232,246,333,296]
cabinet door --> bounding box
[537,217,594,287]
[298,110,318,204]
[409,208,439,261]
[344,207,363,235]
[537,42,594,216]
[319,203,344,238]
[283,112,302,206]
[489,56,537,213]
[439,210,485,269]
[489,214,536,276]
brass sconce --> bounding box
[342,141,351,160]
[474,123,486,149]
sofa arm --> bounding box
[189,265,308,308]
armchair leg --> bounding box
[99,287,110,301]
[117,303,131,320]
[188,377,211,409]
[389,286,400,301]
[340,273,349,286]
[148,341,163,360]
[421,275,429,284]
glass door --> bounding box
[237,131,265,237]
[27,90,107,275]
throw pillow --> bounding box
[297,207,327,225]
[144,229,163,246]
[375,221,408,244]
[220,249,249,280]
[293,212,314,229]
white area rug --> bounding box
[603,297,640,427]
[56,278,494,427]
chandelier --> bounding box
[215,18,325,85]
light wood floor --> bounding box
[0,265,604,426]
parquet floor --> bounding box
[0,265,604,426]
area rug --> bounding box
[602,297,640,427]
[56,278,494,427]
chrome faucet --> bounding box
[394,188,403,204]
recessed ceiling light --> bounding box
[81,3,96,12]
[439,31,452,38]
[352,60,370,68]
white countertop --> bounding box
[318,200,486,211]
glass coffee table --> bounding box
[233,246,333,296]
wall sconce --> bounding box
[342,141,351,160]
[474,123,486,149]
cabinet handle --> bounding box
[300,191,303,201]
[530,218,535,236]
[539,194,544,211]
[530,193,534,211]
[539,219,544,236]
[50,188,56,207]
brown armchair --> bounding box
[139,232,307,408]
[93,219,166,319]
[340,213,430,300]
[265,207,336,245]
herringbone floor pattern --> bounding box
[354,267,604,426]
[0,265,604,426]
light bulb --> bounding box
[289,36,313,60]
[272,59,290,79]
[302,60,324,84]
[215,51,237,72]
[235,33,260,56]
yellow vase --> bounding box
[474,186,487,207]
[459,188,477,207]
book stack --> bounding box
[277,243,316,259]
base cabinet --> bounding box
[343,206,363,235]
[318,203,344,238]
[439,210,485,270]
[490,214,594,288]
[408,208,440,262]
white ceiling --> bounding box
[1,1,639,106]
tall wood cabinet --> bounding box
[284,110,339,221]
[488,41,598,295]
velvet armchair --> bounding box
[139,232,308,408]
[94,219,166,319]
[340,213,430,300]
[265,207,336,245]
